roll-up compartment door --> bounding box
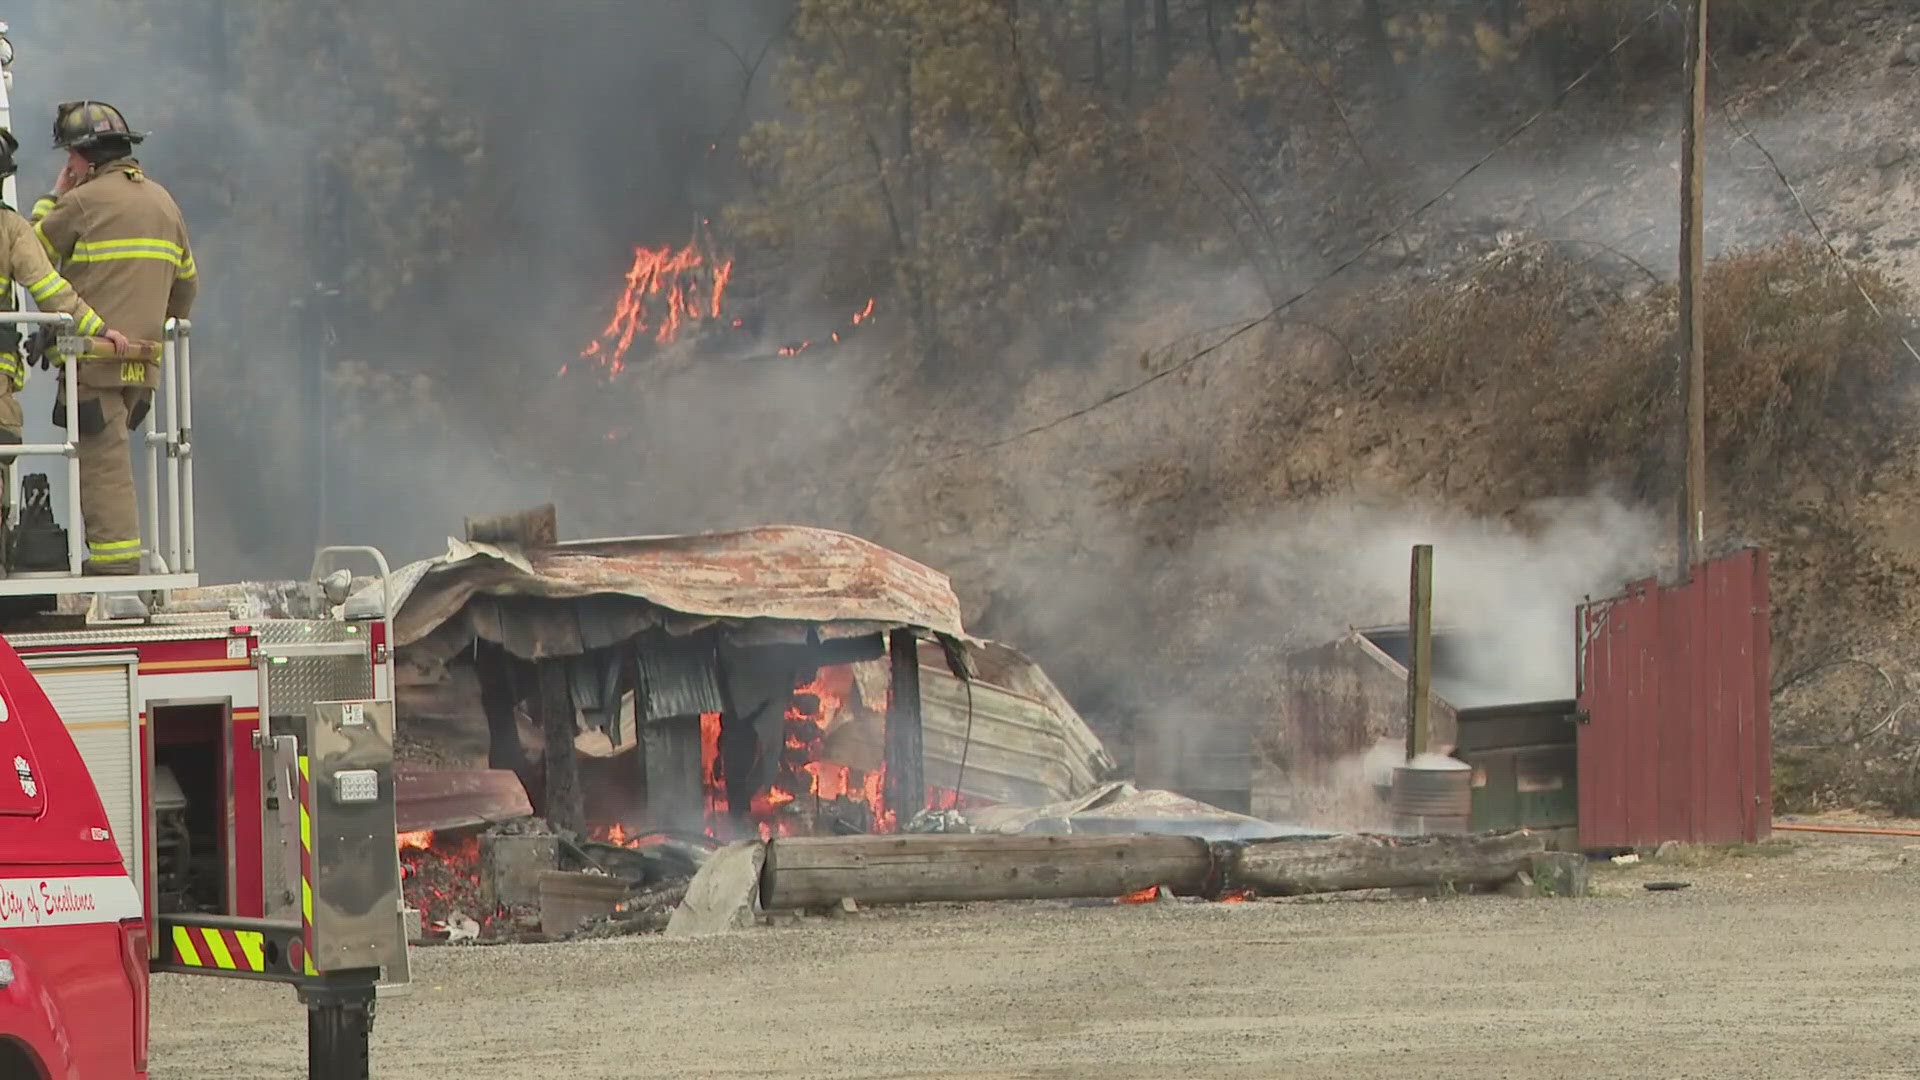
[25,654,140,881]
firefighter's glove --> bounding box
[23,327,55,370]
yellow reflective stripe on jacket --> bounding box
[179,252,197,280]
[68,237,189,267]
[24,269,67,303]
[31,222,56,262]
[29,196,55,222]
[0,354,21,380]
[75,310,104,336]
[75,236,186,256]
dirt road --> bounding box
[152,834,1920,1078]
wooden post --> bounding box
[1677,0,1709,578]
[536,661,583,834]
[1406,545,1434,760]
[883,628,925,823]
[474,642,532,780]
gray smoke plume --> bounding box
[12,0,796,576]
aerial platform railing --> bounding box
[0,311,198,597]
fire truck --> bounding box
[0,26,408,1080]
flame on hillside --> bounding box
[574,240,734,376]
[565,231,878,377]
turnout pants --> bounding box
[0,377,21,443]
[74,385,147,574]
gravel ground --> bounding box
[152,832,1920,1079]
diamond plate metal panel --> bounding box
[7,623,233,647]
[260,620,374,719]
[255,620,365,647]
[270,656,373,715]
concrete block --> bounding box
[401,906,424,943]
[666,841,765,938]
[481,833,558,908]
[1526,851,1590,898]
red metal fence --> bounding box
[1576,549,1771,847]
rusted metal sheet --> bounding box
[388,526,965,663]
[394,767,534,833]
[1577,548,1770,847]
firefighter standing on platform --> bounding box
[0,127,126,445]
[31,101,196,576]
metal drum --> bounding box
[1391,754,1473,835]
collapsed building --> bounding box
[382,510,1114,850]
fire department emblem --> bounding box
[13,756,34,798]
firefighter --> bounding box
[31,101,196,576]
[0,127,126,445]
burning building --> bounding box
[384,509,1114,855]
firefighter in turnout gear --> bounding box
[0,128,124,445]
[32,101,196,575]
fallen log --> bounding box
[760,833,1213,909]
[1227,831,1548,896]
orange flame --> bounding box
[577,241,734,376]
[1118,885,1162,905]
[700,711,727,829]
[1218,889,1254,904]
[396,829,434,852]
[695,666,905,840]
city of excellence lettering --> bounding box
[40,881,97,915]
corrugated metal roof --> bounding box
[387,526,965,662]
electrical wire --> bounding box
[909,4,1669,469]
[1709,52,1920,364]
[949,673,975,813]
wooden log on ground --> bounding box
[1229,831,1547,897]
[760,833,1213,909]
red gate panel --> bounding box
[1577,548,1770,847]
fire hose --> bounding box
[1772,822,1920,838]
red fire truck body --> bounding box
[0,635,151,1078]
[6,617,393,927]
[0,26,407,1079]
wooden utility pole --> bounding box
[1405,545,1434,760]
[1677,0,1709,577]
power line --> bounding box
[906,4,1668,470]
[1709,53,1920,365]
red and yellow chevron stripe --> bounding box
[168,924,269,972]
[298,754,317,976]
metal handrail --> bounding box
[0,313,196,581]
[309,545,394,620]
[310,545,397,702]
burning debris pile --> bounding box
[398,827,492,935]
[384,518,1127,939]
[397,817,717,943]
